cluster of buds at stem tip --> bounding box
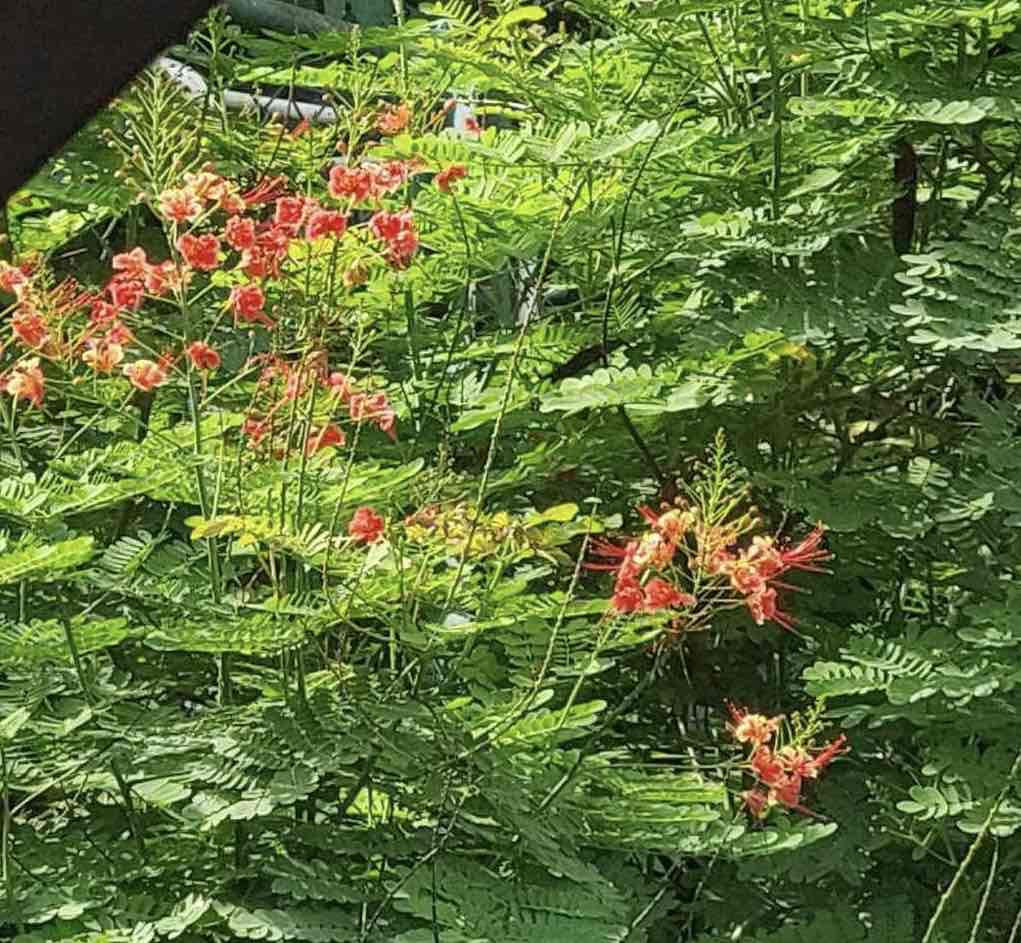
[726,702,848,819]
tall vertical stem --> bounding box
[1,745,13,919]
[61,614,145,854]
[760,0,783,222]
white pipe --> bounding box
[156,56,339,124]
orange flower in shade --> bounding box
[243,417,269,448]
[186,341,220,371]
[5,358,45,407]
[376,102,411,135]
[726,703,782,749]
[750,747,785,786]
[640,505,695,543]
[714,526,831,628]
[229,284,274,328]
[746,586,795,631]
[769,773,808,812]
[177,233,220,271]
[224,215,257,252]
[0,262,30,296]
[777,746,815,780]
[343,262,370,289]
[325,371,354,402]
[643,578,695,612]
[434,163,468,193]
[90,300,118,326]
[349,506,385,544]
[727,701,849,819]
[461,114,481,136]
[348,391,398,440]
[611,578,645,613]
[123,359,168,392]
[158,188,202,223]
[742,789,770,819]
[106,321,135,347]
[780,527,831,572]
[82,340,124,373]
[142,261,168,297]
[305,423,346,455]
[219,192,246,215]
[11,310,49,349]
[805,734,849,777]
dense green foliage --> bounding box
[4,1,1021,940]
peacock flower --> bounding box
[435,163,468,193]
[123,359,168,392]
[107,278,145,311]
[158,188,202,223]
[305,423,346,455]
[224,215,257,252]
[643,578,695,612]
[305,210,348,241]
[186,341,220,371]
[11,310,49,349]
[177,233,220,272]
[746,586,795,631]
[726,703,782,750]
[742,789,770,819]
[82,340,124,373]
[5,358,45,407]
[229,284,273,329]
[111,247,149,280]
[611,577,645,613]
[376,102,411,135]
[349,506,385,544]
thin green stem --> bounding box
[1,745,13,920]
[759,0,783,222]
[922,748,1021,943]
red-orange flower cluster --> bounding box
[591,497,831,634]
[158,169,245,221]
[710,529,830,630]
[240,356,398,457]
[123,358,169,392]
[2,160,409,429]
[375,102,411,135]
[590,505,697,615]
[4,357,45,408]
[727,702,848,819]
[178,233,221,271]
[328,160,412,204]
[0,260,33,298]
[369,210,419,269]
[229,284,272,329]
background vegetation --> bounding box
[3,1,1021,940]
